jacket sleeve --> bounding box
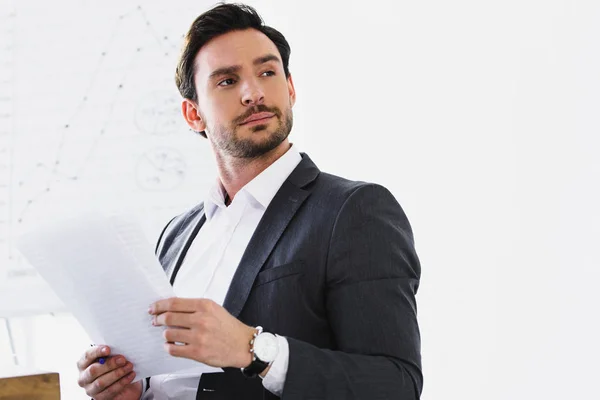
[282,184,423,399]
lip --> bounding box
[241,112,275,125]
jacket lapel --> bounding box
[158,203,206,284]
[169,212,206,285]
[223,153,320,317]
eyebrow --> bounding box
[208,54,281,81]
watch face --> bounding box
[254,333,279,362]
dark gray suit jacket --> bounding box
[154,153,422,399]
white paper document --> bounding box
[16,211,222,381]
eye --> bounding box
[261,70,275,77]
[217,78,236,87]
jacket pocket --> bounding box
[254,261,304,287]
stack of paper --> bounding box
[16,211,221,381]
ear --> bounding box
[287,73,296,107]
[181,98,207,132]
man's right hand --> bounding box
[77,345,142,400]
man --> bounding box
[77,3,422,399]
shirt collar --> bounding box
[204,179,227,221]
[203,144,302,220]
[243,144,302,209]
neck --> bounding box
[214,139,291,202]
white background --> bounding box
[1,0,599,399]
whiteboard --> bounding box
[0,0,225,316]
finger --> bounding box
[90,370,136,399]
[77,345,110,371]
[78,355,125,388]
[164,342,191,358]
[86,362,135,397]
[100,370,136,398]
[150,297,197,315]
[153,311,194,328]
[163,327,194,344]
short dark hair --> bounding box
[175,2,291,103]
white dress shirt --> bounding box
[141,144,301,400]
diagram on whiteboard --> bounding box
[0,2,216,314]
[135,91,182,136]
[136,148,187,191]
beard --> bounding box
[207,104,293,159]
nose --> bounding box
[241,79,265,106]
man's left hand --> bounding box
[149,298,255,369]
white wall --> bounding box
[1,0,599,399]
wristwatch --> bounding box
[241,326,279,378]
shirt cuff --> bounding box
[261,335,289,396]
[140,377,152,400]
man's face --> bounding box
[188,28,296,158]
